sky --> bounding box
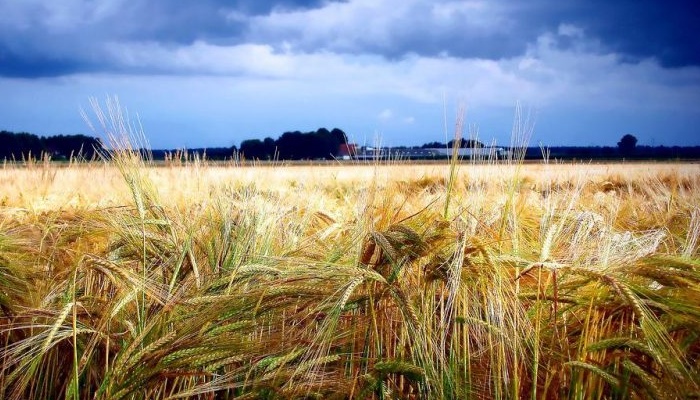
[1,0,699,149]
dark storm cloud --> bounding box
[267,0,698,67]
[0,0,340,78]
[287,2,531,61]
[101,0,339,43]
[522,0,700,68]
[234,0,344,14]
[0,53,95,78]
[0,0,697,79]
[0,1,238,77]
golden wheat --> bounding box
[0,153,699,399]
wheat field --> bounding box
[1,151,699,399]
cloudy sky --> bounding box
[1,0,699,148]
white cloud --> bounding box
[0,0,122,32]
[520,32,700,110]
[92,27,700,115]
[246,0,511,56]
[558,23,584,38]
[378,109,394,120]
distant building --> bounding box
[351,146,506,160]
[338,143,357,160]
[421,147,507,159]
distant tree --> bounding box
[276,131,305,159]
[43,134,102,159]
[617,134,638,156]
[0,131,42,159]
[239,128,348,161]
[0,130,102,160]
[421,141,445,149]
[463,139,485,148]
[240,138,276,160]
[240,139,266,160]
[274,128,348,160]
[263,137,276,158]
[312,128,336,158]
[330,128,347,146]
[446,138,484,148]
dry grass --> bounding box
[1,148,699,399]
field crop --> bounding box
[1,145,699,398]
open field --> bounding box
[1,157,699,399]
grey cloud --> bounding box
[0,0,341,77]
[521,0,700,67]
[250,0,698,67]
[234,0,345,15]
[0,0,697,79]
[246,1,528,59]
[99,1,337,43]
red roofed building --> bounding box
[338,143,357,159]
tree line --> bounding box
[0,130,102,160]
[0,128,350,162]
[3,129,699,162]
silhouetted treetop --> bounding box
[240,128,348,160]
[618,134,638,156]
[447,138,485,148]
